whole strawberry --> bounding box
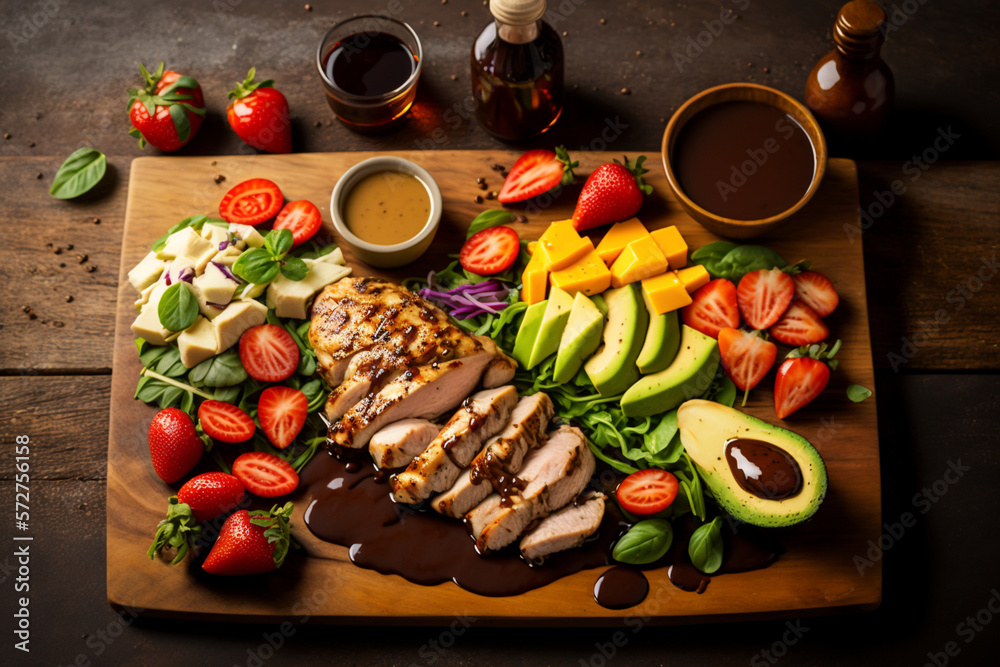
[148,407,203,484]
[178,472,246,522]
[572,155,653,231]
[226,68,292,154]
[127,62,206,151]
[202,503,294,576]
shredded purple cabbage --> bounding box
[206,301,227,309]
[211,261,239,283]
[164,265,194,286]
[218,240,229,251]
[419,275,512,321]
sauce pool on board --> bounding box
[673,101,816,221]
[343,170,431,245]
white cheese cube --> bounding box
[128,252,166,292]
[159,227,214,262]
[214,299,267,351]
[201,223,231,250]
[229,223,265,249]
[212,245,243,267]
[194,262,238,307]
[130,283,180,346]
[266,258,352,319]
[178,316,220,368]
[316,247,346,266]
[134,282,157,309]
[163,257,197,286]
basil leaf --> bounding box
[847,384,872,402]
[168,103,192,143]
[138,343,187,378]
[466,209,516,239]
[297,241,338,260]
[688,517,724,574]
[716,245,787,283]
[233,248,280,284]
[265,229,294,258]
[157,283,199,332]
[134,376,194,414]
[189,349,248,387]
[612,519,673,565]
[49,148,107,199]
[280,256,309,281]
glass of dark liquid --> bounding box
[316,15,422,131]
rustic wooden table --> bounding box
[1,0,998,665]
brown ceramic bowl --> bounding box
[661,83,827,239]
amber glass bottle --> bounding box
[805,0,894,144]
[472,0,564,141]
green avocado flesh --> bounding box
[620,324,719,417]
[584,284,648,396]
[513,300,547,368]
[553,292,604,383]
[526,286,574,369]
[677,399,828,528]
[636,296,681,374]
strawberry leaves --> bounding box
[147,497,203,565]
[616,155,653,195]
[248,502,295,569]
[228,67,275,100]
[127,62,206,149]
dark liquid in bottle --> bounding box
[472,21,563,141]
[321,31,418,130]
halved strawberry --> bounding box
[737,268,795,330]
[793,271,839,318]
[681,279,740,339]
[774,357,831,419]
[238,324,299,383]
[198,400,256,443]
[459,225,521,276]
[497,147,577,203]
[232,452,300,497]
[257,386,308,450]
[769,301,829,346]
[718,328,777,399]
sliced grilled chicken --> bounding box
[391,386,518,504]
[368,419,441,469]
[519,491,606,561]
[430,393,554,518]
[328,351,493,450]
[464,426,595,553]
[476,336,517,387]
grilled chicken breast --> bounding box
[368,419,441,469]
[391,386,518,504]
[519,491,606,561]
[464,426,595,553]
[430,393,554,519]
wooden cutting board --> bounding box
[108,151,880,624]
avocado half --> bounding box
[677,399,828,528]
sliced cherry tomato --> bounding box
[616,469,679,515]
[218,178,283,226]
[239,324,299,383]
[459,225,520,276]
[197,400,256,443]
[272,199,322,248]
[257,386,308,449]
[232,451,299,497]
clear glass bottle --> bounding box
[472,0,564,141]
[805,0,894,145]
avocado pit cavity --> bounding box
[725,439,803,500]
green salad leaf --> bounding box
[847,384,872,402]
[49,147,107,199]
[688,516,724,574]
[692,242,787,283]
[234,247,280,284]
[157,283,199,332]
[466,209,516,239]
[612,519,673,565]
[280,256,309,281]
[189,349,247,387]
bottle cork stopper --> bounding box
[834,0,887,58]
[490,0,546,25]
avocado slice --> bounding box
[553,292,604,383]
[620,324,719,417]
[636,295,681,374]
[512,300,547,368]
[677,399,828,527]
[584,284,648,396]
[526,286,574,369]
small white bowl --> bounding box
[330,156,443,269]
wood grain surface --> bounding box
[106,151,880,623]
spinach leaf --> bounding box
[690,241,739,279]
[297,241,337,260]
[612,519,673,565]
[138,343,187,378]
[703,373,737,408]
[233,247,280,284]
[212,385,241,403]
[847,384,872,402]
[688,516,724,574]
[280,256,308,282]
[134,376,195,414]
[157,283,199,332]
[49,147,107,199]
[466,209,516,239]
[643,410,682,461]
[716,245,787,283]
[189,349,247,387]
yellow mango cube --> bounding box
[650,226,688,269]
[675,265,710,293]
[550,249,611,296]
[538,220,593,271]
[520,250,548,305]
[641,272,693,315]
[594,217,650,265]
[610,236,668,289]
